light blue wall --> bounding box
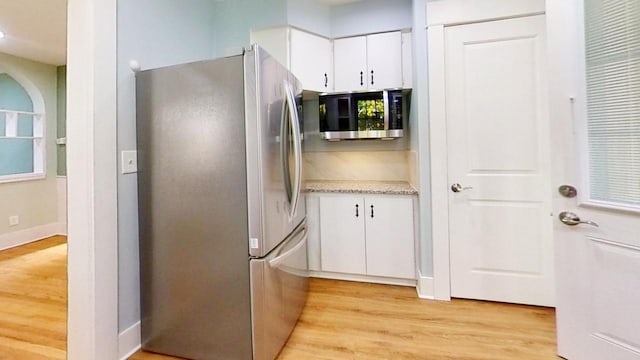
[331,0,413,38]
[411,0,432,277]
[117,0,217,332]
[212,0,287,57]
[0,52,58,235]
[0,74,34,176]
[287,0,331,37]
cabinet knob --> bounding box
[360,71,364,86]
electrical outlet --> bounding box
[9,215,19,226]
[121,150,138,174]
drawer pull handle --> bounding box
[360,71,364,86]
[370,205,374,218]
[355,204,359,217]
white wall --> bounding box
[0,52,58,240]
[117,0,217,333]
[287,0,331,37]
[331,0,413,38]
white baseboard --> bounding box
[416,273,435,300]
[0,222,67,251]
[54,222,67,236]
[118,321,141,360]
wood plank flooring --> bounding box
[0,236,67,359]
[0,237,557,359]
[133,278,558,360]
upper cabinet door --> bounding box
[401,32,413,89]
[366,32,402,89]
[333,36,368,92]
[290,29,334,92]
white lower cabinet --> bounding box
[309,193,416,281]
[364,196,415,279]
[319,195,367,274]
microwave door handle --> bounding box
[284,81,302,220]
[280,88,293,204]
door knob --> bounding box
[558,211,599,227]
[451,183,473,193]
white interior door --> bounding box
[446,15,554,306]
[548,1,640,359]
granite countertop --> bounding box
[303,180,418,195]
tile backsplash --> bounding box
[303,150,409,181]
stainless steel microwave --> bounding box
[319,90,408,140]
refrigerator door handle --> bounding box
[283,81,302,220]
[280,87,293,204]
[268,231,308,268]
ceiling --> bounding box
[0,0,67,66]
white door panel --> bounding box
[447,15,554,306]
[555,212,640,360]
[548,0,640,358]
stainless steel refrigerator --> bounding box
[135,46,308,360]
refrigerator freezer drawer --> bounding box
[251,224,309,360]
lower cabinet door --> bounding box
[365,197,415,279]
[319,196,366,274]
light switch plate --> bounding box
[121,150,138,174]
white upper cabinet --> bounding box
[366,32,403,90]
[333,36,368,92]
[251,27,334,92]
[402,32,413,89]
[334,31,403,92]
[290,29,334,92]
[252,28,410,93]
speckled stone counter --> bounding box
[303,180,418,195]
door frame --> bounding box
[426,0,546,300]
[67,0,119,358]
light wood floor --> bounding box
[0,238,557,359]
[0,236,67,359]
[133,278,559,360]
